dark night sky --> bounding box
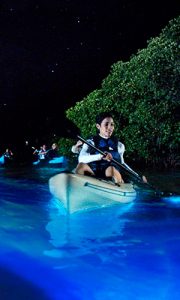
[0,0,179,147]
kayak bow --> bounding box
[49,172,136,213]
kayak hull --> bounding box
[49,172,137,213]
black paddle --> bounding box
[77,135,172,197]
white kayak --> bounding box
[49,172,137,213]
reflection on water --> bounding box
[0,167,180,299]
[45,199,134,258]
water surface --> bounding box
[0,167,180,300]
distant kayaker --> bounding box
[33,144,47,159]
[4,148,13,158]
[75,112,147,185]
[46,143,59,159]
[38,144,47,160]
[4,148,14,164]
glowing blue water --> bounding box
[0,167,180,300]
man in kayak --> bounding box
[75,112,147,185]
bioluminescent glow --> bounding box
[163,195,180,204]
[0,168,180,299]
[0,155,5,164]
[48,156,66,164]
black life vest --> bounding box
[88,135,120,171]
[90,135,120,160]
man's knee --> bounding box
[75,163,86,174]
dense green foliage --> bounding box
[61,16,180,168]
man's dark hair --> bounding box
[95,112,113,125]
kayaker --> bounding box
[4,148,13,159]
[46,143,59,159]
[4,148,14,165]
[38,144,47,160]
[75,112,147,185]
